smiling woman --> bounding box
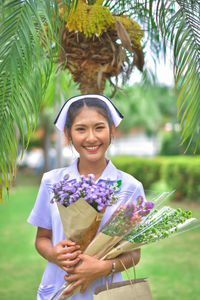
[27,94,145,300]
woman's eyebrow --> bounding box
[74,123,86,127]
[95,122,106,125]
[74,121,106,127]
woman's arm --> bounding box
[107,248,141,274]
[64,249,141,294]
[35,227,81,271]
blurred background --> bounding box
[1,1,200,299]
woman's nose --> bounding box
[86,129,97,142]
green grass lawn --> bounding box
[0,175,200,300]
[0,184,46,300]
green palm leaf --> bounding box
[0,0,60,201]
[174,1,200,153]
[106,0,200,152]
[160,0,200,153]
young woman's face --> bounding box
[66,106,114,164]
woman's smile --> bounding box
[84,145,101,152]
[68,106,113,165]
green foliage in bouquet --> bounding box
[124,207,193,246]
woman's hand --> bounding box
[35,228,82,273]
[62,248,141,295]
[51,240,82,272]
[63,254,112,294]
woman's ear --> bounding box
[111,123,116,137]
[64,128,71,144]
[109,124,115,145]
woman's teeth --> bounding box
[85,146,99,150]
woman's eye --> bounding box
[96,126,105,130]
[76,127,85,131]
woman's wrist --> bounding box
[99,260,113,277]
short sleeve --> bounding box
[129,182,146,203]
[27,176,52,230]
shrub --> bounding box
[159,131,181,155]
[111,155,200,202]
[163,157,200,201]
[111,156,163,190]
[159,130,200,155]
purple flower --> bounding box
[145,202,154,209]
[97,205,104,211]
[50,174,118,211]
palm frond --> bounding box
[143,0,200,152]
[107,0,200,152]
[164,0,200,153]
[0,0,60,201]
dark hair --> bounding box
[65,98,113,135]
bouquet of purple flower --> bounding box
[51,174,119,253]
[100,196,154,236]
[51,173,118,211]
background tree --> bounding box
[0,0,199,200]
[31,68,79,172]
[110,85,177,135]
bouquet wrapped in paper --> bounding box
[85,195,155,259]
[51,174,120,251]
[52,191,156,300]
[104,205,200,259]
[51,188,200,300]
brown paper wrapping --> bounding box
[84,232,121,259]
[102,241,142,259]
[57,198,105,252]
[103,241,143,260]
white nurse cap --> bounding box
[54,94,123,132]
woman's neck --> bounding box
[78,158,108,181]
